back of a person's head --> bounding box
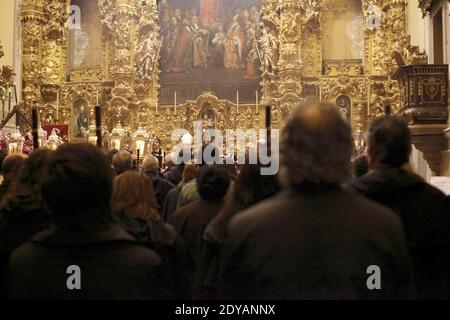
[232,164,280,209]
[352,155,369,178]
[367,116,411,168]
[280,102,353,188]
[196,165,231,202]
[106,149,119,166]
[2,149,52,209]
[180,162,200,186]
[112,150,133,175]
[41,143,114,227]
[112,171,159,220]
[142,155,160,174]
[1,154,27,182]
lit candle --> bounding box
[236,90,239,114]
[367,81,371,116]
[96,90,99,106]
[174,91,177,114]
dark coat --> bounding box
[8,224,166,300]
[162,185,182,222]
[346,168,450,299]
[218,188,414,300]
[170,199,223,269]
[117,213,193,299]
[0,195,50,299]
[163,165,184,186]
[146,172,175,213]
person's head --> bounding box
[112,150,133,175]
[1,154,28,184]
[112,171,159,221]
[142,155,160,174]
[106,149,119,167]
[367,116,412,169]
[352,155,369,178]
[179,162,200,186]
[196,165,231,202]
[164,153,174,169]
[279,102,353,189]
[41,144,114,228]
[225,163,279,215]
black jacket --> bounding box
[146,172,175,213]
[0,195,50,299]
[170,199,223,269]
[163,165,184,186]
[9,224,165,300]
[346,168,450,299]
[218,188,414,300]
[162,185,182,223]
[117,213,192,299]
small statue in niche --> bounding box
[336,95,351,122]
[367,4,382,30]
[136,35,157,81]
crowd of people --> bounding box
[0,101,449,300]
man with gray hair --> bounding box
[218,102,414,300]
[112,150,133,176]
[143,155,174,213]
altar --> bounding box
[12,0,436,153]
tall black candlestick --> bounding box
[95,105,102,148]
[32,107,39,149]
[265,105,271,130]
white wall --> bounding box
[406,0,428,56]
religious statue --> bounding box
[136,36,157,80]
[367,4,382,30]
[259,28,278,75]
[303,0,320,30]
[76,104,88,138]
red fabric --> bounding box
[42,125,69,142]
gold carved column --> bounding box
[20,0,47,110]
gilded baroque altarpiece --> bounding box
[18,0,427,149]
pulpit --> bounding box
[393,64,449,175]
[393,64,448,124]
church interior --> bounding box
[0,0,450,303]
[0,0,449,179]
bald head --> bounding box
[143,155,160,174]
[112,150,133,175]
[279,102,353,188]
[2,154,28,183]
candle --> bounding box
[8,92,11,113]
[96,90,99,106]
[256,90,259,114]
[236,90,239,114]
[174,91,177,114]
[367,81,371,116]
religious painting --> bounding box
[159,0,262,105]
[71,98,89,139]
